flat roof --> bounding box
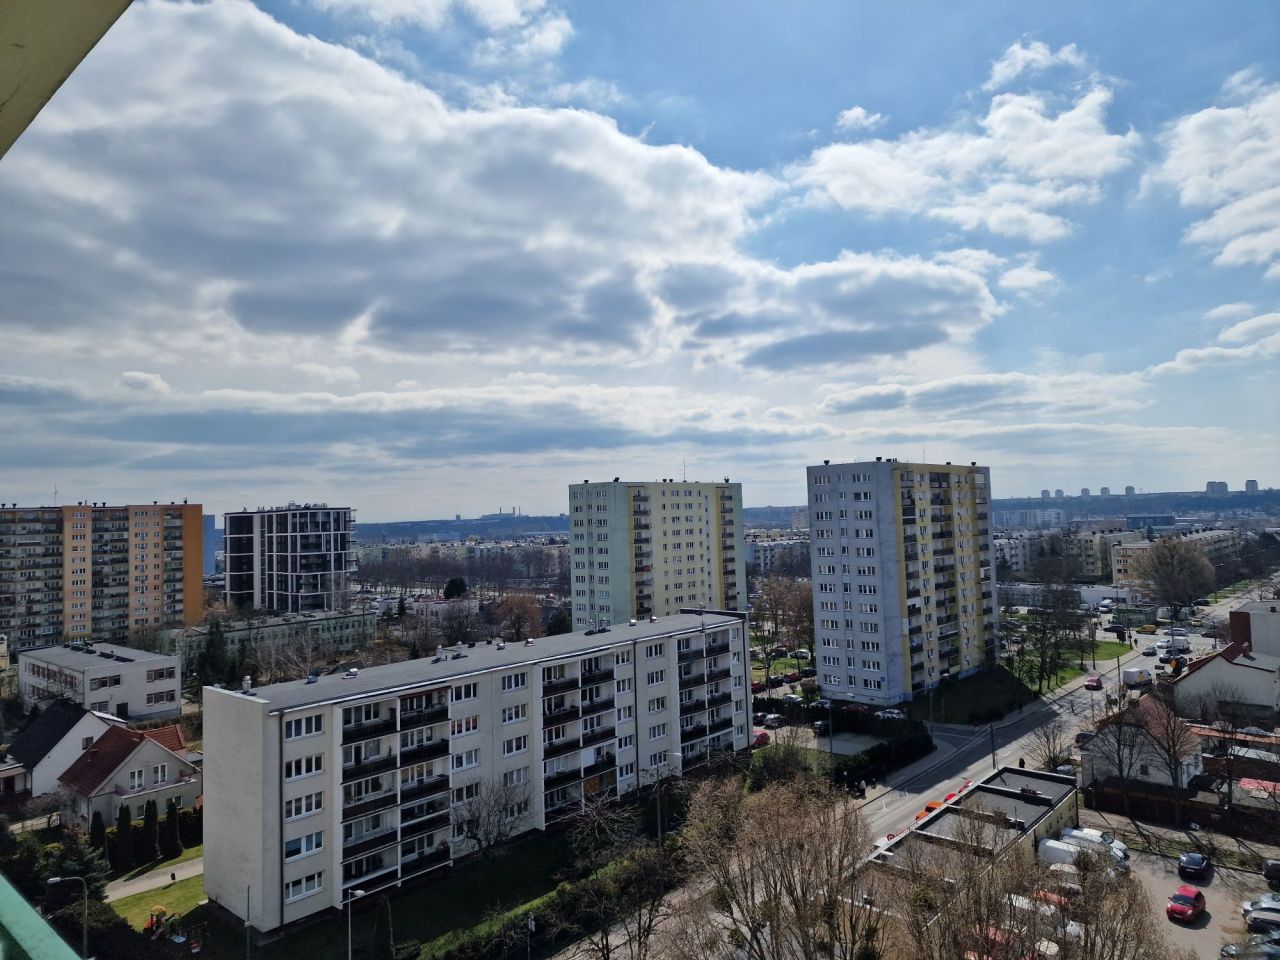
[977,767,1076,805]
[213,613,741,714]
[1238,600,1280,617]
[918,807,1022,851]
[21,642,175,667]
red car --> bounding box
[782,671,802,683]
[1084,674,1103,690]
[1166,885,1205,923]
[751,680,765,694]
[751,731,770,748]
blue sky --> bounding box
[0,0,1277,520]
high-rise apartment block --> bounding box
[223,504,355,614]
[806,460,995,707]
[0,503,203,650]
[567,480,744,629]
[203,612,748,932]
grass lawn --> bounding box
[750,656,807,683]
[113,874,209,930]
[117,843,204,882]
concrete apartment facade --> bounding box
[224,504,355,614]
[807,459,995,707]
[203,612,749,932]
[18,642,182,721]
[0,502,203,649]
[1110,528,1240,589]
[567,480,745,629]
[161,609,377,671]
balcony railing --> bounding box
[581,668,614,687]
[341,754,398,783]
[341,791,398,821]
[705,640,731,657]
[707,717,734,736]
[400,704,449,730]
[400,739,449,766]
[342,830,399,860]
[706,691,733,709]
[705,667,731,684]
[541,676,578,696]
[543,704,580,724]
[678,672,706,691]
[402,847,451,876]
[342,713,397,744]
[581,696,614,717]
[545,768,584,792]
[677,647,703,664]
[399,775,449,803]
[680,724,708,743]
[581,726,616,748]
[401,809,451,838]
[582,754,616,779]
[543,737,582,760]
[680,698,706,717]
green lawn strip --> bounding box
[118,843,204,882]
[750,657,805,682]
[112,873,209,930]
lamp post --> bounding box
[47,875,88,960]
[346,888,367,960]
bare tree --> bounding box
[451,778,531,857]
[440,601,477,647]
[1084,700,1146,817]
[1026,718,1072,771]
[1140,697,1201,826]
[495,594,544,643]
[1134,538,1216,621]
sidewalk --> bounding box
[106,856,203,902]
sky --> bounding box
[1,0,1278,522]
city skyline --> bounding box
[1,1,1278,521]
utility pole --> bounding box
[989,723,997,770]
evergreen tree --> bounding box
[6,833,44,900]
[160,800,184,860]
[0,815,17,858]
[369,895,395,960]
[443,577,467,600]
[138,799,160,863]
[198,619,228,686]
[111,804,134,873]
[88,811,108,856]
[39,831,110,906]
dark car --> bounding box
[752,711,767,725]
[799,667,817,678]
[1179,851,1212,880]
[762,713,785,729]
[782,671,802,683]
[1265,860,1280,886]
[767,675,785,688]
[1250,911,1280,935]
[813,719,830,736]
[1105,623,1128,637]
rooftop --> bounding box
[21,641,176,667]
[1237,600,1280,617]
[213,612,742,714]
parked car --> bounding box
[1251,911,1280,935]
[793,649,811,660]
[1169,627,1189,637]
[1167,885,1207,923]
[1137,623,1159,634]
[1083,674,1103,690]
[752,711,767,725]
[751,681,765,694]
[1141,644,1158,656]
[841,703,871,715]
[799,667,817,678]
[781,693,804,706]
[1220,933,1280,958]
[914,800,943,821]
[767,676,785,688]
[1105,623,1128,637]
[809,698,832,711]
[1194,598,1213,607]
[782,671,802,683]
[875,708,906,720]
[813,719,830,736]
[762,713,785,729]
[1179,851,1212,880]
[1244,894,1280,920]
[751,730,771,748]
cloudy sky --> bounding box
[2,0,1278,521]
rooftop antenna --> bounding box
[53,483,59,507]
[682,459,687,482]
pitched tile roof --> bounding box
[57,725,146,797]
[141,725,186,754]
[6,700,86,769]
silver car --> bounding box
[1244,894,1280,920]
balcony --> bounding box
[582,754,616,779]
[581,726,616,749]
[707,716,734,736]
[401,809,451,838]
[706,691,733,709]
[402,847,451,876]
[908,625,923,637]
[581,667,614,687]
[679,698,706,717]
[580,696,614,717]
[342,713,397,744]
[341,791,398,821]
[545,768,584,792]
[542,676,578,696]
[543,737,582,760]
[399,775,449,803]
[342,829,399,860]
[341,754,398,783]
[543,703,580,724]
[678,672,706,691]
[705,640,731,657]
[705,667,731,684]
[680,724,708,743]
[677,647,704,664]
[400,704,449,730]
[400,738,449,766]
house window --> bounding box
[502,736,527,756]
[1139,763,1150,777]
[81,736,94,750]
[451,682,478,702]
[284,714,323,740]
[450,716,479,736]
[648,723,667,741]
[283,871,323,903]
[645,643,665,659]
[647,697,666,713]
[614,650,632,665]
[452,748,480,771]
[128,769,144,791]
[503,767,529,787]
[616,705,633,722]
[649,751,668,767]
[646,670,665,686]
[342,703,380,727]
[152,763,168,784]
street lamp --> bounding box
[47,875,88,960]
[346,888,367,960]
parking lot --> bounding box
[1129,851,1261,958]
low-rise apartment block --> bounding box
[18,642,182,721]
[568,480,745,629]
[0,502,203,649]
[161,609,377,670]
[203,612,749,932]
[1111,528,1239,589]
[807,459,995,707]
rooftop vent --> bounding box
[525,639,534,646]
[629,619,637,626]
[496,642,506,650]
[344,667,359,679]
[305,674,318,684]
[242,675,252,692]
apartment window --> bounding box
[146,690,178,705]
[616,677,633,694]
[647,696,667,713]
[146,666,176,682]
[501,704,527,724]
[342,703,380,727]
[649,751,668,767]
[502,735,528,756]
[283,871,324,903]
[645,642,665,659]
[505,799,531,820]
[451,682,478,702]
[618,762,636,778]
[401,726,435,750]
[152,763,167,784]
[501,672,527,692]
[284,755,324,780]
[452,748,480,771]
[284,714,323,740]
[646,670,665,686]
[616,705,634,722]
[614,650,632,665]
[452,783,480,804]
[128,769,144,791]
[503,767,529,787]
[450,715,479,736]
[283,831,323,861]
[861,679,884,691]
[648,723,667,741]
[617,734,635,750]
[822,674,841,685]
[285,792,323,820]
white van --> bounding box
[1062,827,1129,860]
[1058,834,1130,871]
[1037,839,1082,867]
[1007,894,1084,941]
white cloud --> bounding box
[118,371,172,394]
[792,84,1138,243]
[1147,331,1280,375]
[932,248,1006,274]
[312,0,545,30]
[1204,301,1255,321]
[1218,311,1280,344]
[835,106,886,132]
[998,257,1057,293]
[1145,78,1280,277]
[984,40,1086,92]
[472,11,573,65]
[293,362,362,384]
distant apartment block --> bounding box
[744,535,810,574]
[992,508,1064,530]
[1206,481,1229,496]
[203,612,749,932]
[224,504,355,614]
[161,608,377,668]
[807,459,995,707]
[567,480,744,629]
[0,502,203,649]
[1246,479,1260,493]
[1111,528,1240,588]
[18,641,182,721]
